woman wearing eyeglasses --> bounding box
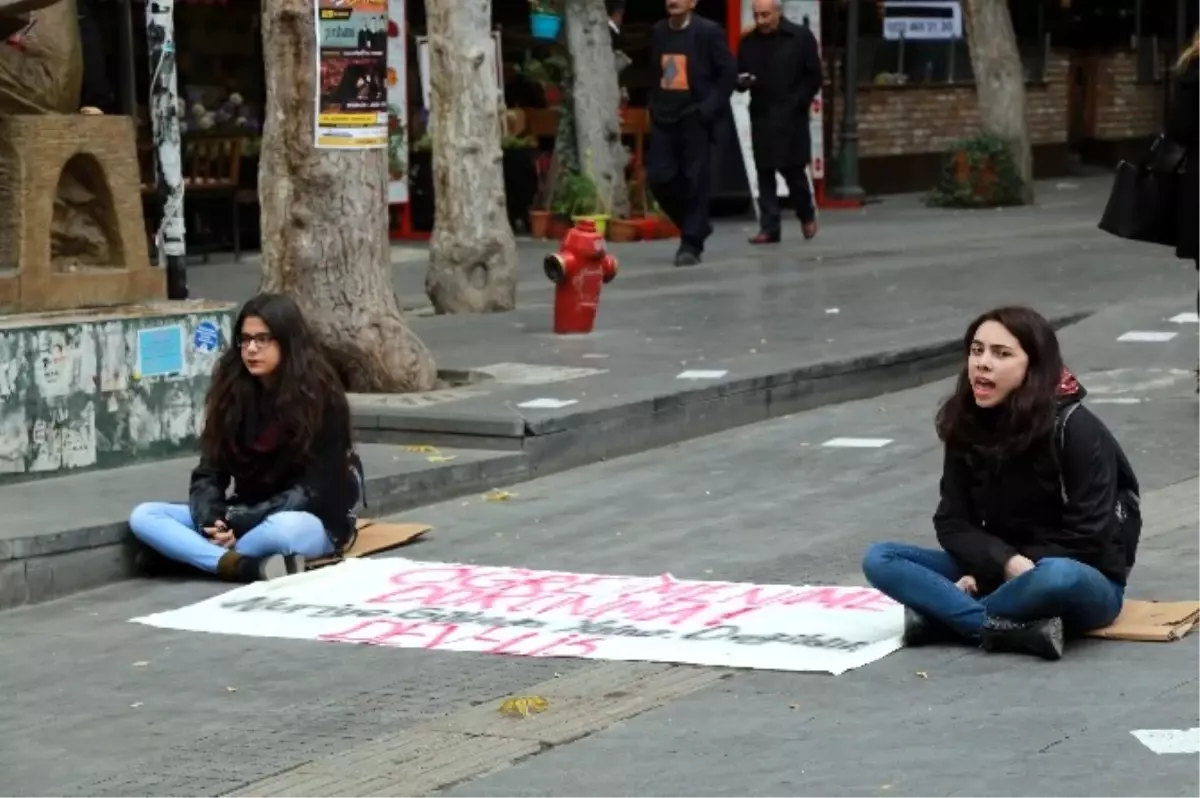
[129,293,357,582]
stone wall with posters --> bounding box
[0,301,237,483]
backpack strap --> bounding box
[1054,403,1082,504]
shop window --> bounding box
[858,0,1049,86]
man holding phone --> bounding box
[737,0,823,244]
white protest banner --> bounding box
[132,558,905,676]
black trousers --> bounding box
[756,163,815,234]
[647,119,713,255]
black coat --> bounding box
[189,397,356,546]
[735,18,823,171]
[1167,59,1198,262]
[933,384,1133,591]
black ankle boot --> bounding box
[980,616,1065,660]
[133,545,198,578]
[217,552,289,583]
[903,608,958,647]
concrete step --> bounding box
[0,443,528,610]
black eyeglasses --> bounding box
[238,333,274,349]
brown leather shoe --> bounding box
[801,220,818,240]
[748,231,780,245]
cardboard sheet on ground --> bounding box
[131,558,906,675]
[305,520,431,569]
[1087,599,1199,642]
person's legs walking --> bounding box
[675,122,714,263]
[783,164,817,237]
[129,502,230,574]
[753,165,782,241]
[861,542,984,639]
[647,122,687,238]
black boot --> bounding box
[980,616,1065,661]
[216,551,289,583]
[903,607,958,647]
[132,544,199,578]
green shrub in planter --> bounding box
[926,133,1026,208]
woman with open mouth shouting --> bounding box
[862,306,1141,660]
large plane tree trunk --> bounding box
[962,0,1035,204]
[424,0,517,314]
[259,0,437,392]
[563,0,628,217]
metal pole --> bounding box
[145,0,188,300]
[832,0,865,200]
[116,0,137,116]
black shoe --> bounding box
[980,616,1064,661]
[132,544,197,578]
[674,249,700,267]
[903,608,958,647]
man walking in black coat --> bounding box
[647,0,737,266]
[737,0,823,244]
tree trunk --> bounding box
[962,0,1034,204]
[563,0,628,217]
[259,0,437,393]
[424,0,517,314]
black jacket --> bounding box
[934,380,1131,589]
[189,398,356,546]
[1167,58,1198,262]
[648,14,736,127]
[736,18,823,170]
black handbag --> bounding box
[1098,134,1187,247]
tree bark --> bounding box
[962,0,1035,204]
[259,0,437,393]
[563,0,628,217]
[424,0,517,314]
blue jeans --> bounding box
[862,542,1124,640]
[129,502,334,574]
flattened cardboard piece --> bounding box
[306,519,432,570]
[1087,599,1200,642]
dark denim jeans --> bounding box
[862,542,1124,640]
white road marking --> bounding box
[822,438,893,448]
[1092,397,1143,405]
[1169,312,1200,324]
[1131,728,1200,754]
[676,370,728,380]
[1117,331,1178,342]
[517,398,579,409]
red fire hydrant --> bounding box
[543,219,618,334]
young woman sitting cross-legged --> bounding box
[862,306,1140,661]
[129,293,358,582]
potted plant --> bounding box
[516,52,569,107]
[926,132,1025,209]
[527,152,555,239]
[529,1,563,41]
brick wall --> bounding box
[831,52,1070,158]
[1092,50,1164,140]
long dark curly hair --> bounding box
[200,293,350,471]
[935,306,1063,460]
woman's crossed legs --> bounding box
[862,542,1124,654]
[129,502,334,581]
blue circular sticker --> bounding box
[193,320,221,353]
